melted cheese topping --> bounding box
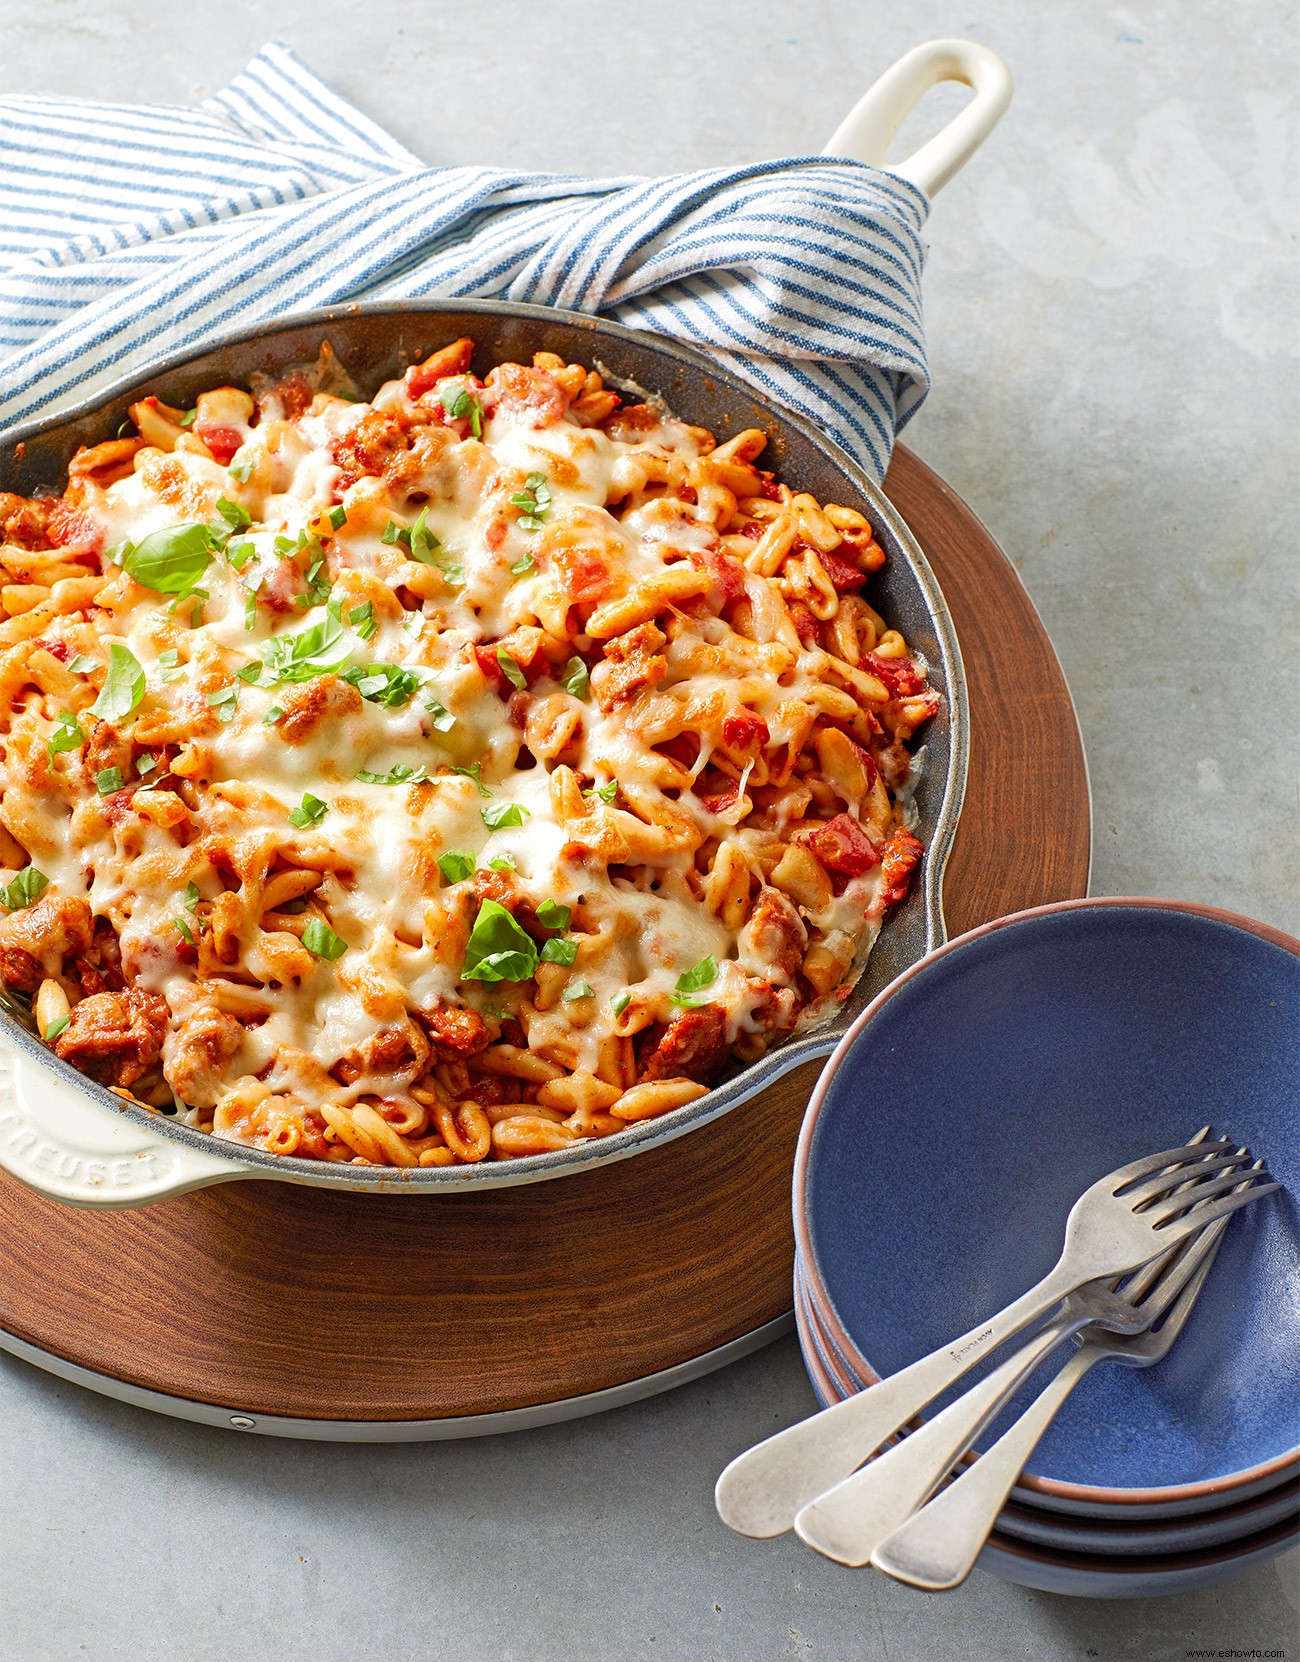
[0,349,937,1166]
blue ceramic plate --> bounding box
[794,899,1300,1512]
[793,1264,1299,1591]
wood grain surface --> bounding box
[0,447,1091,1421]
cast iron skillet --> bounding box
[0,301,968,1206]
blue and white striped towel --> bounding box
[0,41,930,482]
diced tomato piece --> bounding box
[758,476,783,502]
[40,638,71,662]
[787,600,819,645]
[194,423,243,465]
[861,651,928,697]
[554,545,616,604]
[740,520,764,541]
[878,828,924,908]
[798,813,880,876]
[45,501,102,554]
[473,640,539,688]
[689,548,746,606]
[819,547,869,593]
[474,643,505,686]
[703,788,738,816]
[721,709,770,752]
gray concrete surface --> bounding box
[1,4,1296,1659]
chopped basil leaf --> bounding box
[43,1012,70,1042]
[67,653,96,675]
[671,955,719,1007]
[481,801,528,830]
[47,710,85,763]
[135,754,156,776]
[302,918,348,961]
[235,663,262,685]
[121,523,214,596]
[260,603,348,683]
[179,408,197,428]
[562,980,594,1003]
[510,551,534,577]
[328,505,348,531]
[349,602,378,642]
[91,644,146,722]
[585,781,617,804]
[263,705,285,725]
[227,541,257,572]
[488,854,517,872]
[381,520,407,547]
[496,648,527,691]
[275,897,308,915]
[610,990,632,1017]
[437,850,476,884]
[288,792,327,829]
[104,540,132,567]
[183,881,201,913]
[157,649,179,670]
[440,382,484,438]
[539,935,578,967]
[355,763,434,786]
[424,696,455,732]
[408,507,438,564]
[244,590,258,631]
[95,765,124,795]
[174,916,195,946]
[228,455,253,484]
[205,685,238,723]
[510,472,552,532]
[561,656,589,699]
[340,662,423,709]
[0,866,49,912]
[536,899,571,931]
[215,498,251,533]
[460,899,538,984]
[451,762,490,797]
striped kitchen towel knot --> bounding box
[0,40,929,482]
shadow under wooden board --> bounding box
[0,446,1091,1427]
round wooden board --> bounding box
[0,448,1091,1424]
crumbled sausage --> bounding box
[417,1001,493,1059]
[332,1017,432,1085]
[54,989,168,1087]
[0,893,94,970]
[591,621,667,711]
[640,1003,729,1082]
[0,946,42,992]
[737,886,807,985]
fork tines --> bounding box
[1112,1136,1278,1232]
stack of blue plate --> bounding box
[792,901,1299,1597]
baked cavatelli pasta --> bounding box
[0,341,939,1165]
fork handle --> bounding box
[714,1262,1076,1537]
[870,1346,1102,1589]
[791,1309,1081,1565]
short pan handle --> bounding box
[822,39,1012,196]
[0,1023,242,1209]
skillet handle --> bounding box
[822,39,1012,196]
[0,1026,244,1209]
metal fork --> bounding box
[715,1135,1278,1538]
[869,1170,1253,1589]
[791,1150,1254,1565]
